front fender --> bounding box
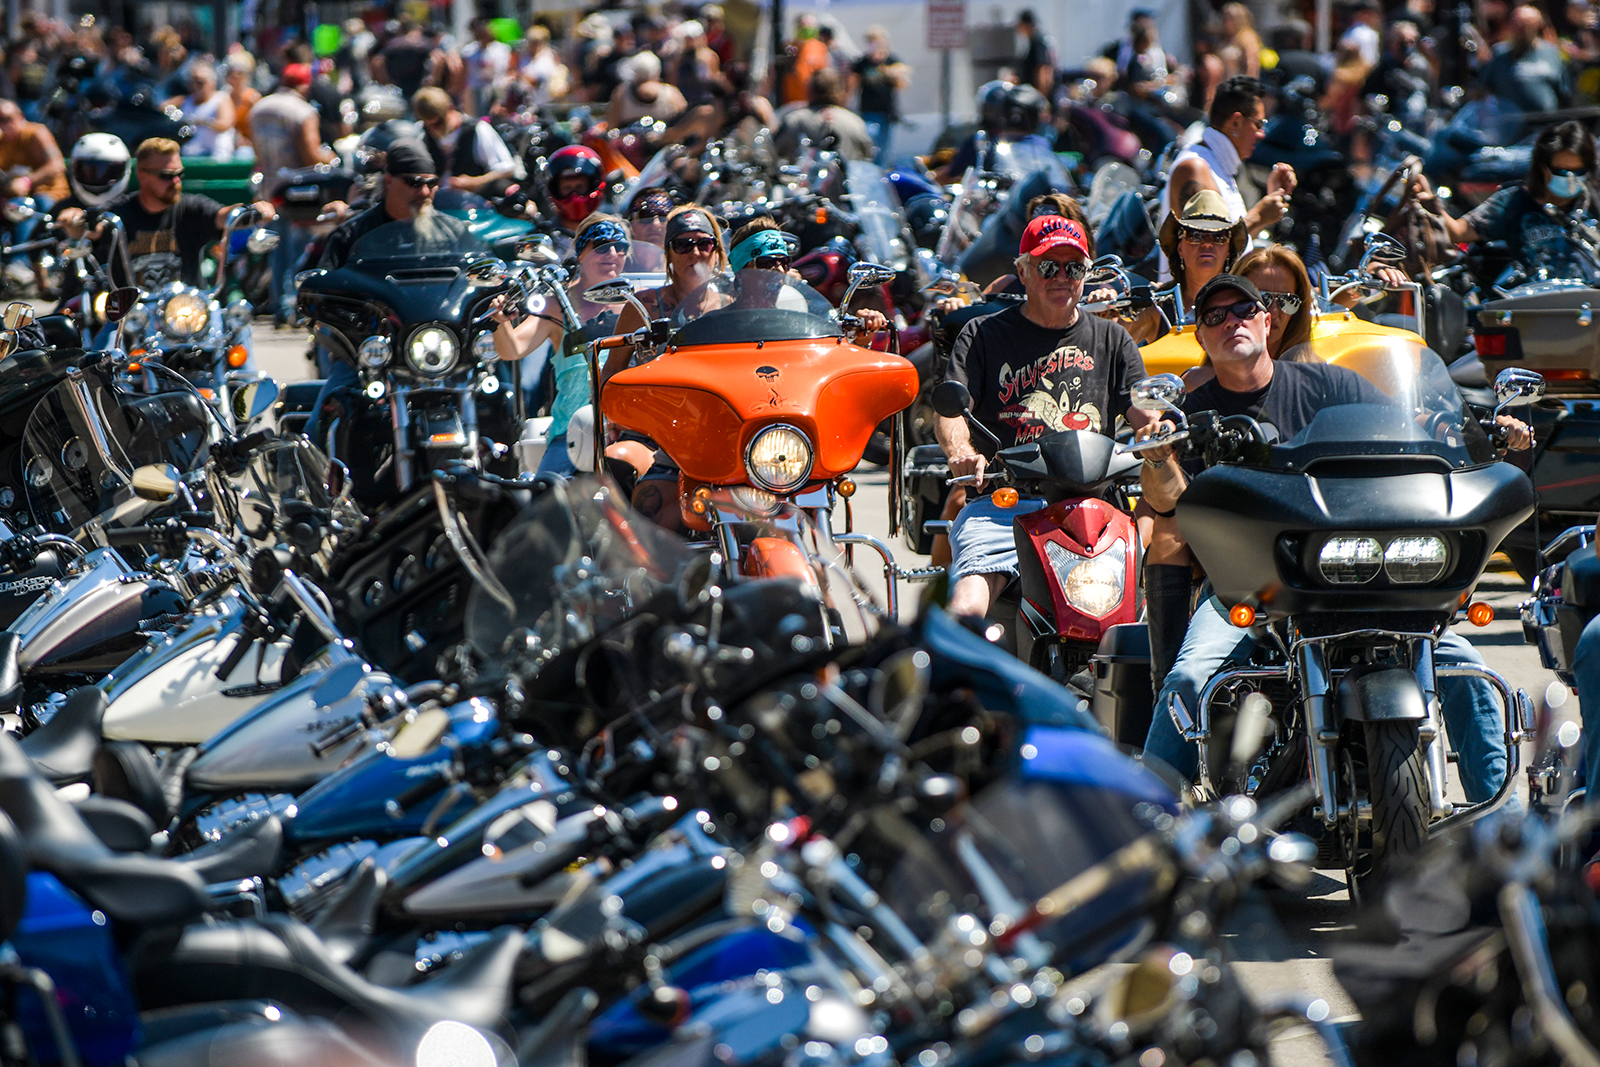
[1337,667,1427,722]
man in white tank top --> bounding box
[1157,76,1296,282]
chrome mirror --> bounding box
[1358,231,1407,271]
[1130,373,1187,417]
[0,331,15,363]
[131,463,181,503]
[104,287,140,322]
[582,280,636,306]
[2,302,34,331]
[233,378,281,423]
[1493,367,1546,408]
[246,227,280,255]
[516,233,558,264]
[1,199,37,225]
[465,259,505,283]
[841,261,897,311]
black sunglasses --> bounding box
[670,236,718,255]
[398,174,440,189]
[585,240,629,256]
[1199,299,1265,327]
[1035,259,1089,280]
[1180,226,1230,246]
[142,168,184,181]
[1260,290,1304,314]
[753,254,792,271]
[630,210,669,222]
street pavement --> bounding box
[246,317,1562,1066]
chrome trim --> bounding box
[833,532,899,618]
[1416,642,1453,820]
[1429,663,1524,832]
[1295,643,1341,827]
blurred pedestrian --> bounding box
[702,5,736,66]
[774,68,876,161]
[516,26,567,108]
[412,86,519,197]
[0,98,67,295]
[670,20,726,110]
[462,18,512,116]
[168,62,237,160]
[1218,3,1261,77]
[1014,9,1055,96]
[1340,0,1384,66]
[849,26,909,163]
[249,63,335,323]
[782,14,830,105]
[607,51,687,126]
[1479,4,1572,112]
[373,18,434,102]
[223,52,262,149]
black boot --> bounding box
[1144,564,1194,697]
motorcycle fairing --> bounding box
[1014,497,1141,645]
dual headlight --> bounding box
[745,424,814,494]
[1045,538,1127,618]
[1318,534,1449,585]
[160,290,211,340]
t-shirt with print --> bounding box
[946,303,1146,448]
[103,191,224,290]
[1465,184,1596,282]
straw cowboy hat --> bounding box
[1159,189,1250,267]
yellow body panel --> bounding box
[1136,311,1427,380]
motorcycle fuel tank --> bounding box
[9,549,185,675]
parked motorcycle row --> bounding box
[2,56,1600,1067]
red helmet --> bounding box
[546,145,604,225]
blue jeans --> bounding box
[1573,612,1600,794]
[305,359,361,447]
[536,430,576,477]
[271,218,314,321]
[1145,597,1507,802]
[861,112,893,164]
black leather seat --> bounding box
[0,731,209,926]
[0,632,20,717]
[93,740,174,826]
[309,858,387,966]
[20,686,106,785]
[175,815,286,884]
[135,1010,388,1067]
[75,794,157,852]
[132,917,523,1053]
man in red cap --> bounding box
[935,213,1151,619]
[249,61,335,323]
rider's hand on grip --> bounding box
[1135,420,1178,464]
[947,450,987,490]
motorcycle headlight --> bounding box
[160,290,211,339]
[1044,538,1127,618]
[359,335,392,369]
[224,298,253,331]
[472,330,498,364]
[1318,536,1383,584]
[744,424,814,493]
[121,304,149,335]
[730,485,781,517]
[1384,535,1449,584]
[405,324,459,377]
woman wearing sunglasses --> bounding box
[1180,244,1317,388]
[1132,189,1248,343]
[489,212,630,476]
[624,187,674,272]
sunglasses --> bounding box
[1199,299,1265,327]
[584,240,629,256]
[1180,227,1230,246]
[1034,259,1089,280]
[398,174,440,189]
[752,254,791,271]
[630,210,669,223]
[670,236,718,255]
[1260,290,1304,314]
[142,168,184,181]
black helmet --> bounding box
[904,193,950,250]
[976,80,1010,131]
[355,119,424,174]
[1003,84,1047,132]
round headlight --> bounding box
[1318,536,1382,584]
[161,290,211,339]
[121,304,149,335]
[1384,536,1449,584]
[730,485,781,516]
[359,335,392,369]
[405,324,459,377]
[471,330,498,364]
[745,424,813,493]
[224,298,253,331]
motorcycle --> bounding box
[1098,350,1542,895]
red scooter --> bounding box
[931,380,1143,681]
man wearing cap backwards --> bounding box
[1158,75,1294,284]
[305,139,461,443]
[937,214,1151,620]
[1133,274,1515,798]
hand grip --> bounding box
[104,526,163,547]
[214,632,254,682]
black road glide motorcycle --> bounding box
[1096,353,1542,895]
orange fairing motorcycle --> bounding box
[590,266,925,614]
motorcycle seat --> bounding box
[175,813,286,884]
[135,1010,387,1067]
[74,793,157,852]
[20,685,106,785]
[309,857,387,966]
[0,731,209,925]
[133,916,523,1043]
[906,444,949,475]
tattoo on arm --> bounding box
[633,482,665,519]
[1177,178,1203,205]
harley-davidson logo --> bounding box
[0,576,54,597]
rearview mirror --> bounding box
[582,280,636,306]
[2,302,34,331]
[1130,373,1186,415]
[1359,231,1407,271]
[516,233,558,264]
[104,287,140,322]
[841,261,897,312]
[0,331,16,363]
[1494,367,1545,408]
[931,380,973,419]
[131,463,181,503]
[233,378,281,423]
[465,258,504,283]
[246,227,280,255]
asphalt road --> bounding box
[244,319,1562,1067]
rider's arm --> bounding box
[449,126,516,192]
[1406,174,1478,244]
[935,412,985,486]
[18,127,64,194]
[1139,445,1188,514]
[297,112,336,167]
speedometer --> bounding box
[24,457,52,488]
[60,438,88,472]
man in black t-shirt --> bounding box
[938,213,1149,618]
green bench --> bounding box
[181,159,256,205]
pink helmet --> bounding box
[546,145,604,225]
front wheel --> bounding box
[1362,719,1429,891]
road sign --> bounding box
[927,0,967,50]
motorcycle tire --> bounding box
[1362,719,1428,891]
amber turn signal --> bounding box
[992,487,1019,508]
[227,345,249,368]
[1229,603,1257,628]
[837,478,856,498]
[1466,601,1495,626]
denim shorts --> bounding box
[947,494,1047,584]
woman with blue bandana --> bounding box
[719,217,888,329]
[489,212,630,476]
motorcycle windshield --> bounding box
[987,138,1073,187]
[464,476,692,659]
[669,270,842,347]
[345,212,492,265]
[20,364,210,535]
[232,438,364,561]
[1245,341,1498,469]
[845,160,911,272]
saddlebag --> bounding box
[1477,285,1600,393]
[1089,623,1154,749]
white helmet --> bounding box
[565,405,597,472]
[70,134,131,208]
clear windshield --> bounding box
[1246,340,1498,469]
[229,438,364,566]
[464,476,693,659]
[346,212,489,264]
[21,364,211,536]
[846,160,911,272]
[669,270,842,346]
[988,139,1074,187]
